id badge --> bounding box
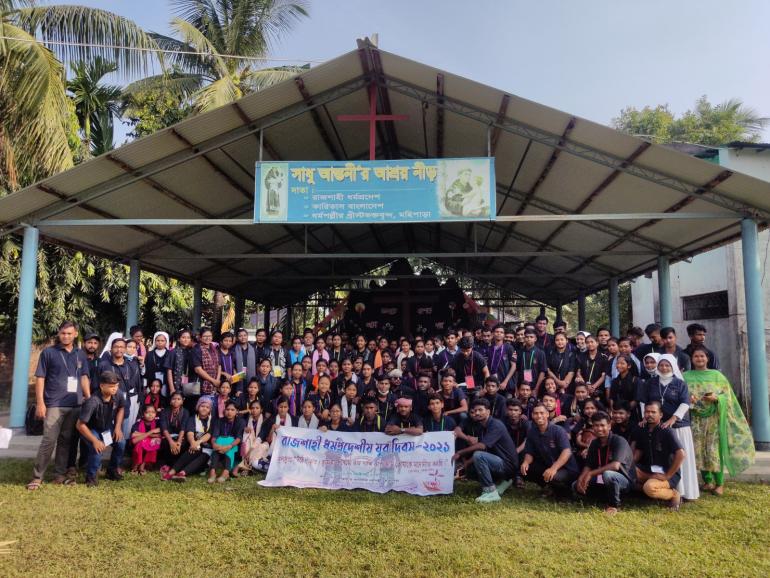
[596,475,604,485]
[273,366,283,378]
[181,375,189,385]
[67,376,78,393]
[523,369,533,384]
[155,371,163,381]
[101,430,113,446]
[202,448,213,456]
[465,376,475,390]
[651,465,665,474]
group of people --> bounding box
[26,317,755,514]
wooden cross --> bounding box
[337,84,408,160]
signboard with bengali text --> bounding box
[254,157,495,224]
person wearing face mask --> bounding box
[637,354,699,501]
[640,352,660,383]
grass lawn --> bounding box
[0,459,768,577]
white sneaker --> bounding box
[475,489,501,503]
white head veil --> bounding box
[658,353,683,380]
[151,331,170,356]
[643,352,661,375]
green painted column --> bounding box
[10,226,39,428]
[741,218,770,450]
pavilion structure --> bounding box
[1,39,769,449]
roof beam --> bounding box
[169,128,252,201]
[380,74,764,219]
[489,94,510,156]
[514,141,651,273]
[369,44,400,159]
[565,169,735,275]
[0,74,369,239]
[355,43,390,159]
[294,76,342,160]
[436,74,445,158]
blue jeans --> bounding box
[85,429,126,480]
[573,470,632,508]
[472,451,510,489]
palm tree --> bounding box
[0,0,159,192]
[132,0,310,113]
[67,57,122,155]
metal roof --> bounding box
[2,39,769,307]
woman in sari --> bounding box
[683,346,755,495]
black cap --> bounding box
[83,332,101,342]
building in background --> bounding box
[632,142,770,405]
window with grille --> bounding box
[682,291,729,320]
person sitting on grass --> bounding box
[159,391,188,475]
[520,404,579,496]
[236,399,270,475]
[384,397,424,436]
[208,401,244,483]
[423,394,457,432]
[356,399,384,432]
[452,398,519,503]
[266,396,297,458]
[297,398,320,429]
[308,374,334,422]
[130,404,161,475]
[632,400,684,511]
[320,404,350,432]
[76,371,125,487]
[573,411,636,515]
[163,397,214,482]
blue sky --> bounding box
[69,0,770,143]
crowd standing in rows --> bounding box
[26,317,755,513]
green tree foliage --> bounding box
[129,0,310,113]
[121,72,194,139]
[613,96,768,145]
[66,57,122,155]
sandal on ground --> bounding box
[171,472,187,483]
[207,476,217,484]
[712,485,724,496]
[216,476,228,483]
[26,479,43,491]
[62,477,77,486]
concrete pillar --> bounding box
[609,277,620,337]
[192,281,202,334]
[741,218,770,450]
[657,256,672,327]
[10,226,39,428]
[578,290,586,331]
[125,259,140,335]
[234,296,245,331]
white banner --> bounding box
[258,427,455,496]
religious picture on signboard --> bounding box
[259,162,288,221]
[437,159,491,219]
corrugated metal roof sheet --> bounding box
[2,41,769,306]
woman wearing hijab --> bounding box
[683,346,755,496]
[638,354,699,500]
[640,352,660,383]
[145,331,170,397]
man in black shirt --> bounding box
[384,398,424,436]
[683,323,720,370]
[452,398,519,503]
[521,404,579,493]
[450,336,489,392]
[574,411,635,514]
[76,371,126,486]
[632,400,685,511]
